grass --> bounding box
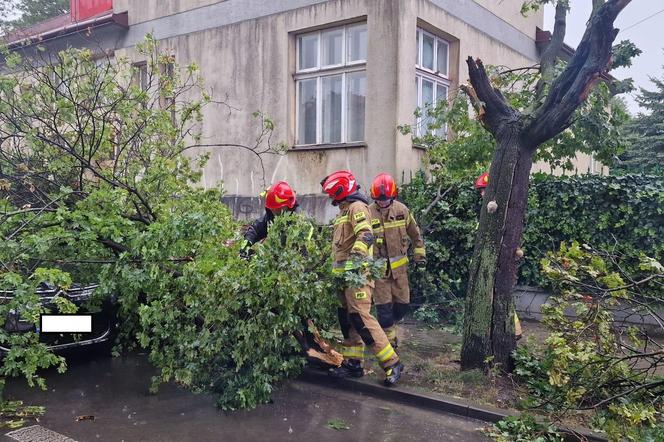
[359,319,518,409]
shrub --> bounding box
[512,243,663,441]
[400,172,664,309]
[399,171,478,320]
[103,211,338,410]
[521,173,664,287]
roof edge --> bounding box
[2,11,128,49]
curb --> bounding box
[298,367,606,442]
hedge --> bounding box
[400,172,664,306]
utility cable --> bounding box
[619,7,664,34]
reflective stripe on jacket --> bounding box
[331,200,374,272]
[369,200,425,277]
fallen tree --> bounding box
[0,36,336,410]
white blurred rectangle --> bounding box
[41,315,92,333]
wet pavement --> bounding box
[3,353,490,442]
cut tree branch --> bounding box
[460,84,487,128]
[465,57,518,135]
[420,185,453,234]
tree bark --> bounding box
[488,139,533,370]
[460,122,533,370]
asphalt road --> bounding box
[3,353,490,442]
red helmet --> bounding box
[320,170,358,202]
[263,181,296,210]
[475,172,489,189]
[370,173,398,200]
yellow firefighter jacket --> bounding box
[369,200,426,278]
[331,200,374,274]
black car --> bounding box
[0,283,117,354]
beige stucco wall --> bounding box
[473,0,543,38]
[114,0,226,25]
[113,0,544,205]
[152,0,397,199]
[114,0,543,36]
[532,154,609,176]
[394,0,541,181]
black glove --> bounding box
[239,247,254,261]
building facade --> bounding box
[4,0,563,221]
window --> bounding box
[415,28,450,137]
[295,23,367,146]
[47,66,68,96]
[159,58,177,125]
[416,28,449,77]
[133,62,149,92]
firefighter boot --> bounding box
[384,361,404,386]
[328,359,364,379]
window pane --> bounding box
[437,40,448,75]
[422,34,434,70]
[416,31,420,66]
[436,84,448,103]
[422,79,434,133]
[321,29,343,67]
[346,71,366,142]
[415,76,420,132]
[322,75,343,143]
[133,63,148,91]
[346,24,367,62]
[436,83,448,137]
[298,34,318,70]
[297,79,317,144]
[422,79,434,107]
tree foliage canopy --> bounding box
[402,61,633,180]
[514,243,663,440]
[0,0,69,32]
[0,36,332,410]
[617,64,664,175]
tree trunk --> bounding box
[459,0,630,373]
[461,125,533,371]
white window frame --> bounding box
[295,22,367,146]
[132,62,149,92]
[416,28,450,79]
[415,27,451,137]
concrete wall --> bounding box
[394,0,541,183]
[473,0,543,37]
[532,153,609,176]
[514,285,664,336]
[114,0,226,25]
[147,0,397,205]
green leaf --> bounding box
[326,419,350,431]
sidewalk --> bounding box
[310,318,607,442]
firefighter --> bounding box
[369,173,426,348]
[240,181,298,257]
[239,181,342,366]
[321,170,404,385]
[474,172,523,340]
